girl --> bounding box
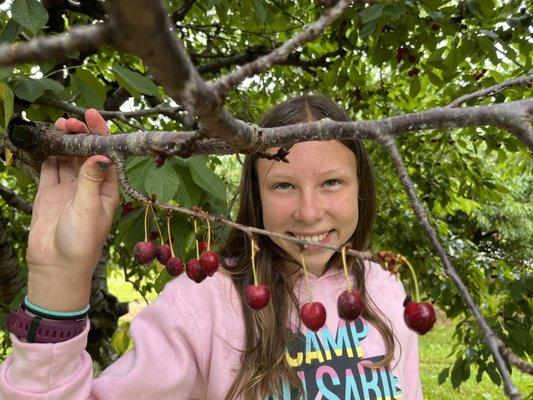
[0,94,422,399]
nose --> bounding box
[293,189,325,223]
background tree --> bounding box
[0,0,531,397]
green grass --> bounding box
[419,323,532,399]
[107,276,532,399]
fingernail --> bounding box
[96,161,111,171]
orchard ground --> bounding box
[108,270,532,399]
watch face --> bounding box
[7,310,86,343]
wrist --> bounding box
[28,270,92,312]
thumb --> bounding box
[74,156,113,204]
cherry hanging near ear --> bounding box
[133,241,157,265]
[403,298,436,335]
[337,289,364,321]
[186,259,207,283]
[166,257,184,277]
[301,301,327,332]
[200,251,220,276]
[244,283,270,310]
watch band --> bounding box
[7,309,87,344]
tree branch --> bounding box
[447,74,533,108]
[9,100,533,159]
[212,0,352,96]
[0,24,109,67]
[380,137,521,399]
[0,185,33,214]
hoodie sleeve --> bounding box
[0,281,206,400]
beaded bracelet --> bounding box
[23,295,90,320]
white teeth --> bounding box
[294,232,328,242]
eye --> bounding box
[273,182,294,190]
[323,179,341,188]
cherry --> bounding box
[149,230,159,241]
[244,284,270,310]
[403,299,436,335]
[121,202,135,217]
[407,54,417,63]
[431,22,440,31]
[156,244,172,265]
[408,67,420,77]
[200,251,220,276]
[300,301,327,332]
[133,241,157,265]
[198,240,209,253]
[337,289,364,321]
[166,257,184,277]
[186,259,207,283]
[153,152,166,168]
[396,46,405,63]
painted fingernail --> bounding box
[96,161,111,171]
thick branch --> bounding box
[0,24,109,67]
[381,138,521,399]
[212,0,351,96]
[9,100,533,158]
[447,74,533,108]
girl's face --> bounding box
[256,140,359,276]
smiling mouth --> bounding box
[288,230,334,243]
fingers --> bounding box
[38,156,60,188]
[73,155,115,211]
[85,109,109,135]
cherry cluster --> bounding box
[132,204,221,283]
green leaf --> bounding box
[112,65,159,97]
[39,78,65,97]
[70,69,107,109]
[359,21,376,39]
[409,76,421,98]
[11,0,49,35]
[174,164,202,208]
[450,358,465,388]
[0,19,23,43]
[187,156,226,202]
[144,162,180,202]
[0,82,14,132]
[486,362,501,386]
[11,77,46,102]
[437,367,449,385]
[111,321,131,355]
[125,157,152,194]
[359,4,385,24]
[252,0,269,24]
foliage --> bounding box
[0,0,532,392]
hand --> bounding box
[26,109,120,310]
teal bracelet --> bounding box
[24,295,90,319]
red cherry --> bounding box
[166,257,184,277]
[156,244,172,265]
[186,259,207,283]
[149,230,159,241]
[133,241,157,265]
[403,300,436,335]
[300,301,327,332]
[198,241,209,253]
[408,67,420,77]
[153,152,166,168]
[337,289,364,321]
[244,284,270,310]
[199,251,220,276]
[121,202,135,216]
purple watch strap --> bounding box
[7,309,87,344]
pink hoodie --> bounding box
[0,260,422,399]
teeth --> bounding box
[294,232,328,242]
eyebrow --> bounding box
[267,167,349,180]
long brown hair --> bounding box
[221,94,396,399]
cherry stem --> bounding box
[193,219,199,259]
[251,237,258,286]
[300,252,313,303]
[341,246,352,292]
[206,216,211,251]
[149,203,164,242]
[143,203,150,242]
[166,214,175,258]
[404,258,420,302]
